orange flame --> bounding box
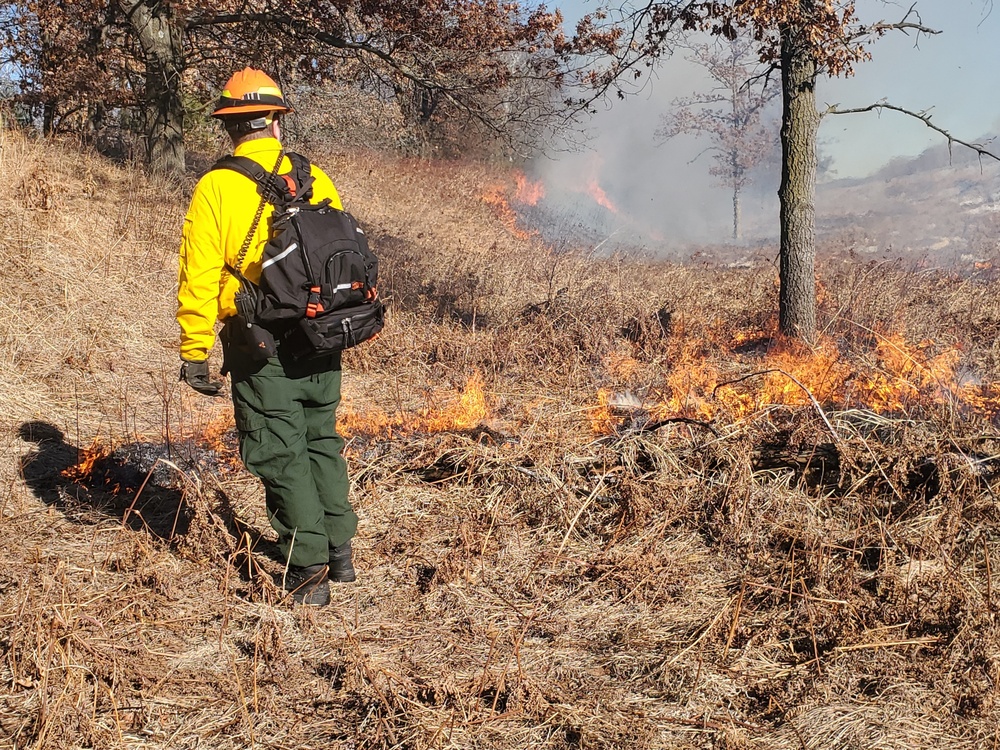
[61,441,111,482]
[590,388,618,435]
[585,177,619,214]
[590,331,1000,434]
[199,413,242,472]
[514,173,545,206]
[481,184,535,240]
[339,373,489,438]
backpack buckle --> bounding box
[305,285,324,318]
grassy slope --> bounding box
[3,130,1000,749]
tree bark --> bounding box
[121,1,186,175]
[42,101,56,136]
[777,13,820,341]
[733,184,742,241]
[39,24,56,136]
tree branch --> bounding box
[684,144,723,164]
[824,101,1000,164]
[849,4,941,42]
[184,11,504,134]
[744,62,780,94]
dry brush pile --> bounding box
[3,129,1000,749]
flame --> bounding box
[514,173,545,206]
[481,184,535,240]
[590,330,1000,434]
[199,413,241,471]
[585,177,619,214]
[61,441,111,482]
[590,388,618,434]
[339,373,489,438]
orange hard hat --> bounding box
[211,68,292,118]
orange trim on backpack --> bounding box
[305,285,323,318]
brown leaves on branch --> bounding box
[629,1,937,80]
[4,0,630,155]
[4,1,134,111]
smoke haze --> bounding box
[530,0,1000,254]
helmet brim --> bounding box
[211,103,293,118]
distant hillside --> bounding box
[814,138,1000,263]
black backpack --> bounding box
[213,151,385,360]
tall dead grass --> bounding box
[2,128,1000,749]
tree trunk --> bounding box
[40,25,56,136]
[121,1,186,175]
[733,185,742,241]
[42,101,56,136]
[777,16,820,341]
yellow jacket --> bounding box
[177,138,342,362]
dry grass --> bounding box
[2,128,1000,749]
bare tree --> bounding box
[655,38,778,241]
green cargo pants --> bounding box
[223,325,357,568]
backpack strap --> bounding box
[286,152,316,202]
[214,150,285,282]
[212,154,291,205]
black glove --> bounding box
[180,360,223,397]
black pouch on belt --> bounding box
[234,282,277,360]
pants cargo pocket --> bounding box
[234,407,268,478]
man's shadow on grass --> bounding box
[17,420,284,579]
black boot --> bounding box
[329,540,356,582]
[284,563,331,606]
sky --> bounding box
[536,0,1000,246]
[818,0,1000,177]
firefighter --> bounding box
[177,68,357,606]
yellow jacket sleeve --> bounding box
[178,177,224,362]
[310,166,342,210]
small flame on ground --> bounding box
[200,413,241,471]
[339,373,489,438]
[584,177,619,214]
[61,441,111,482]
[481,184,536,240]
[590,331,1000,434]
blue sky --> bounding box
[821,0,1000,177]
[555,0,1000,178]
